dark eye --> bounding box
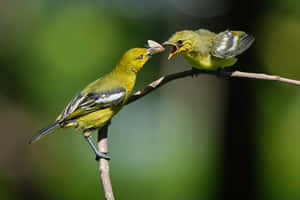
[137,54,144,59]
[177,40,184,45]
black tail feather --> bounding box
[29,122,60,144]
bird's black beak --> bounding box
[162,41,179,60]
[146,40,165,57]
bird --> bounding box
[163,29,254,70]
[29,41,164,160]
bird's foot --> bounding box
[215,68,233,79]
[84,134,111,161]
[95,151,110,161]
[191,68,201,77]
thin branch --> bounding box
[126,69,198,104]
[230,70,300,85]
[97,125,115,200]
[126,69,300,105]
[97,68,300,200]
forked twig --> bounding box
[98,68,300,199]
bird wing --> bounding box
[58,87,127,122]
[211,31,254,58]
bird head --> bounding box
[163,31,195,60]
[119,41,164,73]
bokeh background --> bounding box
[1,0,300,199]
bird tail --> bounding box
[29,122,60,144]
[235,33,255,55]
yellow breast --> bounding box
[75,107,119,130]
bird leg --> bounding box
[83,131,110,160]
[215,68,233,79]
[190,67,233,79]
[191,67,212,77]
[191,67,202,77]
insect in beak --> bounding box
[146,40,165,57]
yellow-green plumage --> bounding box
[57,49,147,129]
[30,48,155,144]
[164,29,254,70]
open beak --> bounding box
[162,41,179,60]
[146,40,165,57]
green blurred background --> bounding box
[0,0,300,199]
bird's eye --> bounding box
[137,55,144,59]
[177,40,184,45]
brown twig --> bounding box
[126,69,300,104]
[98,68,300,199]
[230,70,300,85]
[97,125,115,200]
[126,69,200,104]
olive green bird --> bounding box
[163,29,254,70]
[29,42,164,160]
